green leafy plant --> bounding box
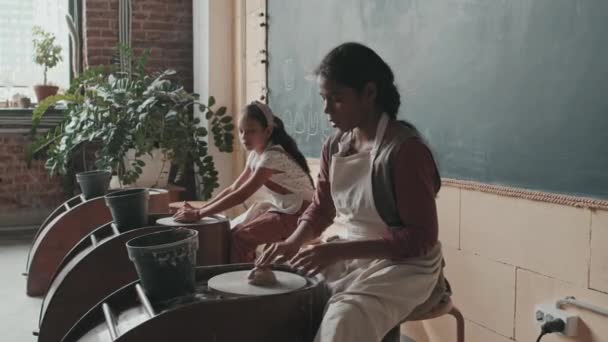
[32,26,63,85]
[29,49,234,199]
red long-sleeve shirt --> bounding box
[298,137,440,259]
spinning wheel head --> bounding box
[207,270,307,296]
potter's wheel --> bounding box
[156,216,222,226]
[207,270,307,296]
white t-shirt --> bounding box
[246,144,314,214]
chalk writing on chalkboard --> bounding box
[282,58,295,92]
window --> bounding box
[0,0,70,103]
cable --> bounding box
[536,318,565,342]
[536,332,547,342]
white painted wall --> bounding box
[193,0,235,197]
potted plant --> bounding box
[32,26,63,103]
[29,48,234,201]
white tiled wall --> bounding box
[421,187,608,342]
[590,210,608,293]
[461,190,591,287]
[436,187,461,250]
[443,246,516,338]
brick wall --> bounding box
[0,0,195,228]
[0,133,65,227]
[84,0,193,91]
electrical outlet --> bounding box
[535,303,579,337]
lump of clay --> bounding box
[247,267,277,286]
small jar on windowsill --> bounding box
[9,94,33,109]
[19,97,32,108]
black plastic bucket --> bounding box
[126,228,199,302]
[104,188,149,231]
[76,170,111,200]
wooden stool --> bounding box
[166,184,187,202]
[382,298,465,342]
[147,188,171,215]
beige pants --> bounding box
[314,243,443,342]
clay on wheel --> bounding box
[247,267,278,286]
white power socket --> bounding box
[535,303,579,337]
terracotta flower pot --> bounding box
[33,85,59,103]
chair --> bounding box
[382,298,465,342]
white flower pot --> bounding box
[109,149,171,189]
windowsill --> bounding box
[0,107,63,131]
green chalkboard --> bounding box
[268,0,608,199]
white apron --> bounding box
[230,145,312,229]
[229,186,304,229]
[315,114,443,342]
[229,198,274,229]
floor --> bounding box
[0,234,41,342]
